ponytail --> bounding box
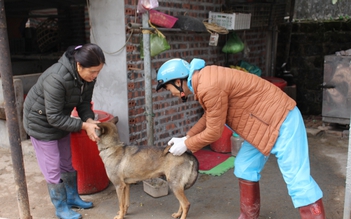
[65,43,105,68]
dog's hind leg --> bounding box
[171,187,190,219]
[115,183,127,219]
[173,205,183,219]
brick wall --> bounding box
[125,0,271,146]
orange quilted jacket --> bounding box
[185,65,296,156]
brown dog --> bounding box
[96,116,199,219]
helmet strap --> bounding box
[170,80,188,103]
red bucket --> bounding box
[210,125,233,153]
[262,76,287,90]
[70,110,113,194]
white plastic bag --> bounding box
[137,0,159,13]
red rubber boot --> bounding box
[298,199,325,219]
[238,179,260,219]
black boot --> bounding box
[61,171,93,209]
[238,179,260,219]
[47,182,82,219]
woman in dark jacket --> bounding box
[23,43,105,219]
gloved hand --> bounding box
[168,136,188,156]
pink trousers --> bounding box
[30,134,75,184]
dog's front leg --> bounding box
[124,184,130,213]
[115,183,127,219]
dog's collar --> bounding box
[98,142,125,153]
[99,147,109,152]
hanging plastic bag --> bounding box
[238,60,262,77]
[140,21,170,58]
[242,31,250,59]
[137,0,159,13]
[222,32,244,54]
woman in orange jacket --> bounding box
[156,58,325,219]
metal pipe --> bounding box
[142,12,154,146]
[269,26,278,76]
[283,0,296,66]
[0,1,32,219]
[127,22,142,29]
[344,125,351,219]
[127,22,181,32]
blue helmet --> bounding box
[156,58,190,91]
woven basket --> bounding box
[36,18,59,52]
[149,10,178,28]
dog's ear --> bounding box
[109,116,119,124]
[163,145,172,155]
[95,124,105,137]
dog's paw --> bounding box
[114,211,124,219]
[172,212,182,218]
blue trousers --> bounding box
[234,107,323,208]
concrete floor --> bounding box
[0,116,349,219]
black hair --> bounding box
[65,43,105,68]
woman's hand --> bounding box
[82,118,100,142]
[168,136,188,156]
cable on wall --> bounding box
[86,0,134,55]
